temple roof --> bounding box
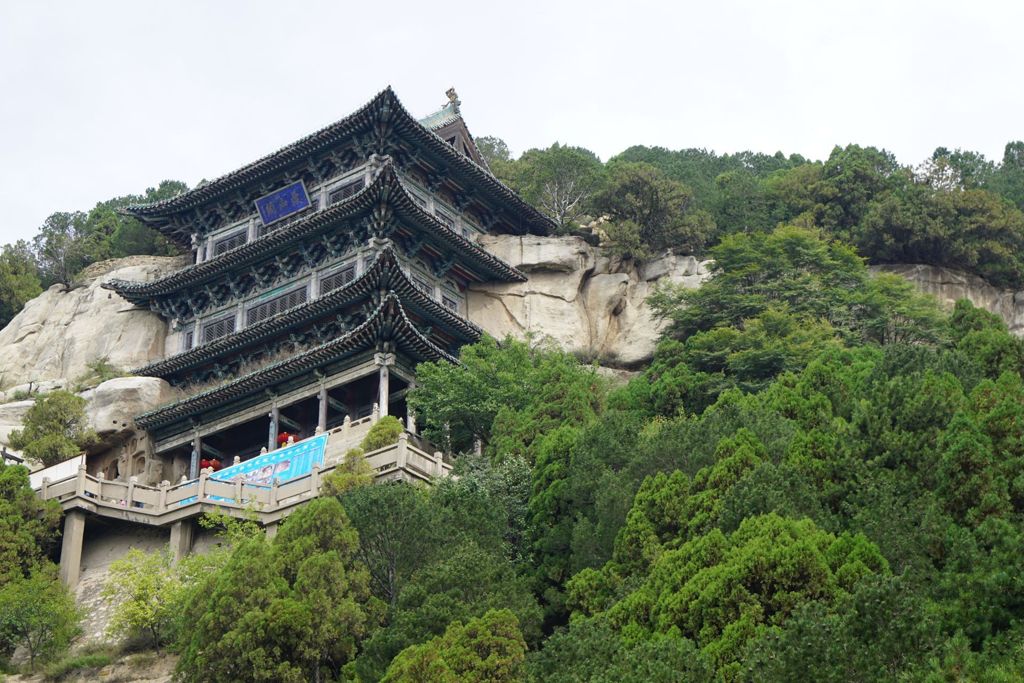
[133,246,481,381]
[418,101,463,131]
[417,89,488,168]
[105,161,526,306]
[135,292,458,431]
[124,87,554,241]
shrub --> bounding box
[102,549,180,652]
[7,391,96,467]
[0,567,81,671]
[43,650,114,681]
[72,357,126,391]
[361,415,404,451]
[323,448,374,495]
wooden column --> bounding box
[317,383,328,433]
[407,381,417,434]
[375,353,394,418]
[268,401,280,452]
[378,365,390,417]
[190,431,201,480]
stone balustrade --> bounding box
[39,432,451,529]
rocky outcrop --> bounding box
[871,264,1024,335]
[469,236,710,367]
[83,377,177,444]
[0,256,184,390]
[469,242,1024,367]
[0,376,175,454]
[0,399,33,448]
[3,250,1023,403]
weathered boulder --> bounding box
[83,376,177,444]
[0,399,33,448]
[0,256,183,390]
[469,235,711,367]
[0,377,176,453]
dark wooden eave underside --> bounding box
[135,292,458,431]
[123,87,554,242]
[133,246,481,380]
[104,162,526,306]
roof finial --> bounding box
[445,87,461,112]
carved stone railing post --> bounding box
[433,451,445,478]
[127,476,137,507]
[310,464,321,496]
[372,402,380,424]
[158,481,169,512]
[270,478,280,508]
[198,470,209,503]
[76,464,87,497]
[235,478,243,504]
[396,433,409,471]
[41,477,50,500]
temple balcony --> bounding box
[35,428,450,530]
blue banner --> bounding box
[178,434,330,506]
[212,433,328,488]
[255,181,311,226]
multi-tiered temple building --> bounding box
[41,88,554,586]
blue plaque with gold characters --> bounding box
[255,181,311,226]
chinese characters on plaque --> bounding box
[255,181,311,226]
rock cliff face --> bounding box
[3,248,1024,409]
[0,376,175,456]
[469,236,710,367]
[870,263,1024,335]
[0,256,184,392]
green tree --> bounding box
[382,609,527,683]
[80,180,187,260]
[357,543,542,681]
[509,143,606,230]
[741,576,940,682]
[8,390,96,467]
[570,514,888,674]
[992,141,1024,210]
[0,240,41,330]
[526,618,711,683]
[810,144,907,237]
[0,462,61,587]
[649,225,945,347]
[32,212,92,287]
[712,169,770,234]
[102,549,179,652]
[920,147,995,191]
[439,452,533,566]
[594,161,715,255]
[0,567,81,670]
[175,498,376,683]
[410,336,578,453]
[339,482,441,607]
[476,136,516,184]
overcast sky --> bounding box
[1,0,1021,246]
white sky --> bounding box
[1,0,1022,246]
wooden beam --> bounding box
[200,442,226,459]
[278,413,302,432]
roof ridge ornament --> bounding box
[445,87,460,113]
